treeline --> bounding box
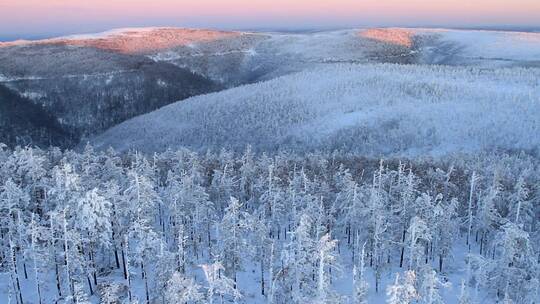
[0,144,538,303]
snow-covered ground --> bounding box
[415,28,540,66]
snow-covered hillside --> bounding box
[145,27,540,85]
[2,27,539,147]
[0,28,243,55]
[92,63,540,156]
[415,28,540,66]
[0,28,233,147]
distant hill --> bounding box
[2,27,540,149]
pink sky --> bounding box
[1,0,540,39]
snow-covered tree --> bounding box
[0,145,536,304]
[219,197,252,286]
[165,272,204,304]
[386,271,418,304]
[352,240,369,304]
[201,261,241,304]
[417,267,450,304]
[315,233,342,303]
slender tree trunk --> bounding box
[50,217,62,298]
[375,269,380,293]
[86,275,94,295]
[121,249,128,280]
[425,244,429,264]
[9,237,24,304]
[347,224,351,245]
[269,241,275,304]
[114,248,120,269]
[142,261,150,304]
[261,248,265,296]
[467,172,476,251]
[22,263,28,280]
[123,236,132,303]
[63,210,74,300]
[480,232,484,255]
[17,211,28,280]
[90,248,98,286]
[31,215,43,304]
[55,263,62,297]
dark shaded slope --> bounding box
[0,44,222,147]
[0,84,75,147]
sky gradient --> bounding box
[1,0,540,40]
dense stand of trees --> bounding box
[0,84,75,147]
[93,63,540,156]
[0,144,538,303]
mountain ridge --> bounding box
[2,27,540,149]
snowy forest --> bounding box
[0,144,538,303]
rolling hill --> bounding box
[91,63,540,156]
[2,27,540,150]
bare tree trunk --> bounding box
[55,263,62,297]
[142,261,150,304]
[467,172,476,251]
[114,248,120,269]
[9,237,24,304]
[399,229,406,268]
[86,275,94,295]
[121,249,128,280]
[123,236,132,303]
[50,217,62,298]
[261,250,265,296]
[22,263,28,280]
[63,210,74,300]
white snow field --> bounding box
[413,28,540,66]
[92,63,540,156]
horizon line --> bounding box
[1,23,540,42]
